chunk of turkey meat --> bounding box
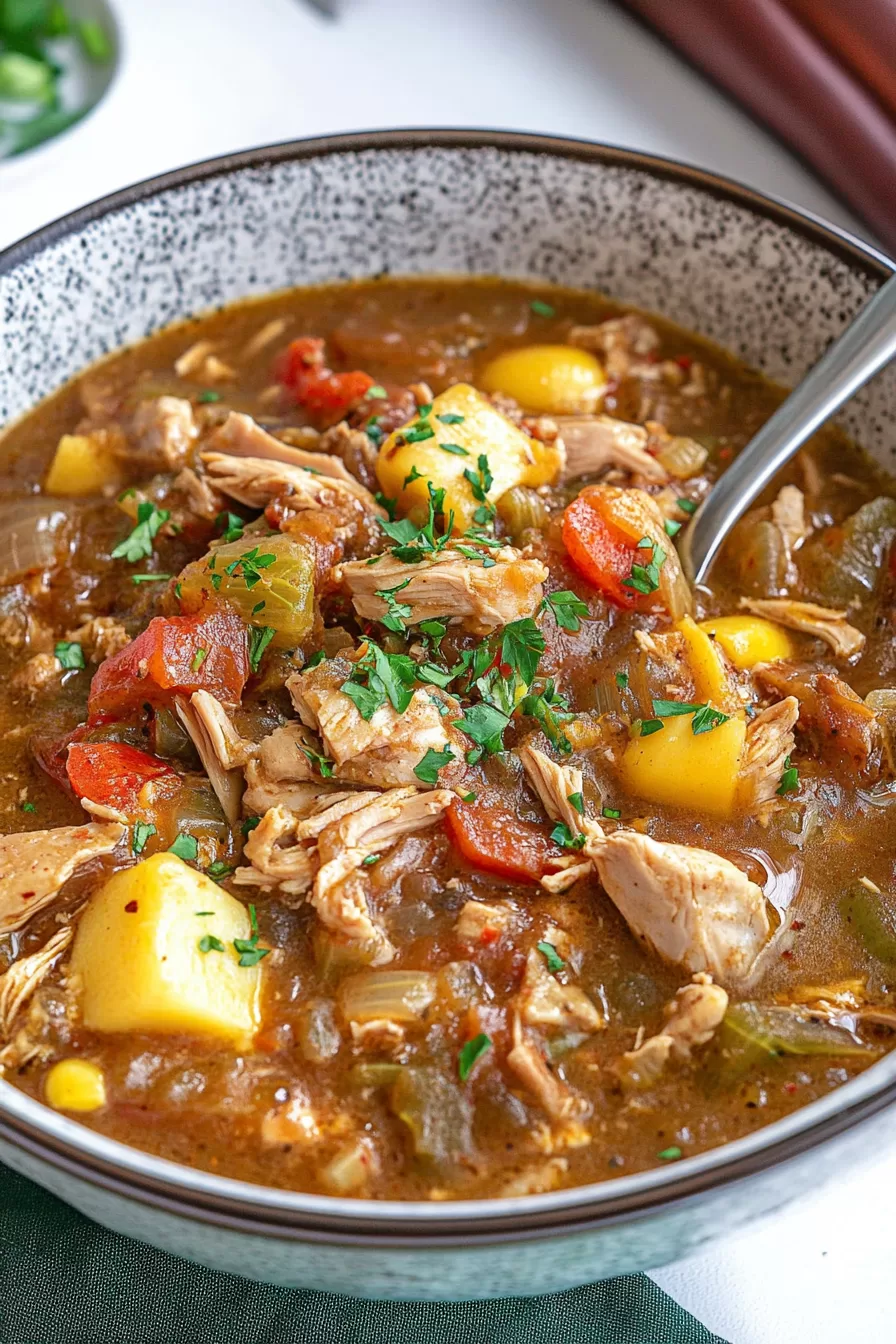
[127,396,197,471]
[201,449,381,516]
[312,787,453,964]
[317,421,379,491]
[613,973,728,1090]
[172,466,224,521]
[0,925,73,1041]
[771,484,809,562]
[585,829,770,985]
[518,946,605,1035]
[234,805,315,899]
[335,545,549,637]
[740,598,865,659]
[555,414,669,484]
[0,823,124,935]
[174,693,246,825]
[65,616,130,663]
[507,1014,590,1122]
[288,657,468,789]
[455,899,513,942]
[517,744,599,893]
[738,697,799,815]
[207,411,367,491]
[568,314,660,380]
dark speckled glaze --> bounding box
[1,131,895,1299]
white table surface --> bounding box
[1,2,891,1339]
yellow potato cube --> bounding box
[45,433,122,497]
[676,615,733,707]
[71,853,263,1048]
[698,615,795,670]
[45,1059,107,1113]
[376,383,561,533]
[621,712,747,818]
[480,344,606,414]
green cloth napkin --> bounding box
[0,1163,727,1343]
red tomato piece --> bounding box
[445,801,567,884]
[562,489,653,609]
[66,742,179,814]
[275,336,374,423]
[88,606,249,720]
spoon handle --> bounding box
[682,271,896,585]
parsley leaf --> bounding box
[530,298,555,317]
[664,518,682,537]
[375,579,413,633]
[199,934,225,953]
[361,853,381,866]
[676,498,697,515]
[414,744,455,785]
[519,679,574,753]
[191,647,208,672]
[551,822,586,851]
[215,510,245,543]
[206,861,234,881]
[111,501,170,563]
[537,940,565,972]
[247,625,276,673]
[437,412,464,425]
[615,670,629,689]
[168,833,199,862]
[341,642,417,720]
[500,618,545,688]
[403,424,435,444]
[452,702,510,760]
[542,590,590,632]
[233,935,271,968]
[651,699,730,735]
[365,384,387,399]
[55,641,85,670]
[242,816,261,835]
[567,791,584,813]
[777,756,800,795]
[458,1032,492,1082]
[439,442,469,457]
[300,743,334,779]
[132,821,156,855]
[223,546,276,590]
[623,537,666,596]
[463,454,494,517]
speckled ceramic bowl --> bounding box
[1,131,895,1301]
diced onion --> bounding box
[339,970,437,1024]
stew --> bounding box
[1,276,895,1201]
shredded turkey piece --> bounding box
[613,973,729,1090]
[234,805,315,899]
[128,396,197,470]
[555,414,668,484]
[0,823,124,935]
[201,449,382,516]
[740,597,865,658]
[207,411,367,492]
[518,946,605,1035]
[507,1013,590,1122]
[0,925,73,1043]
[336,545,548,637]
[738,696,799,815]
[175,693,246,825]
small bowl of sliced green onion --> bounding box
[0,0,118,161]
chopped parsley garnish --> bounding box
[537,940,565,973]
[131,572,172,584]
[651,699,730,735]
[233,919,271,969]
[341,642,417,720]
[664,518,682,537]
[419,618,447,651]
[375,579,413,633]
[361,853,380,866]
[635,718,664,737]
[206,861,233,881]
[623,537,665,596]
[168,833,199,862]
[247,625,276,673]
[458,1032,492,1082]
[111,501,170,563]
[251,601,266,616]
[567,791,584,813]
[454,544,497,569]
[777,756,800,795]
[414,744,455,786]
[417,402,433,418]
[541,590,590,632]
[54,641,85,671]
[676,498,697,515]
[439,442,469,456]
[367,421,385,447]
[403,423,435,444]
[602,807,621,820]
[452,702,511,762]
[198,934,225,954]
[374,489,396,520]
[615,670,629,689]
[215,510,245,543]
[20,801,36,813]
[501,618,545,687]
[378,483,454,563]
[300,743,334,779]
[463,454,495,524]
[224,546,276,590]
[551,822,586,851]
[657,1146,683,1161]
[417,662,456,688]
[518,679,574,754]
[530,299,556,317]
[305,650,326,670]
[365,384,387,399]
[403,465,425,487]
[242,816,261,835]
[458,790,477,803]
[132,821,156,855]
[197,389,220,403]
[191,647,208,672]
[437,412,464,425]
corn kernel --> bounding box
[45,1059,107,1113]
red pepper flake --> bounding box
[479,926,499,946]
[20,891,35,901]
[784,1081,798,1094]
[791,919,804,931]
[674,354,693,370]
[781,948,794,959]
[718,446,733,460]
[125,900,139,913]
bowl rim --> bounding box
[1,127,895,1243]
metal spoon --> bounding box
[680,271,896,586]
